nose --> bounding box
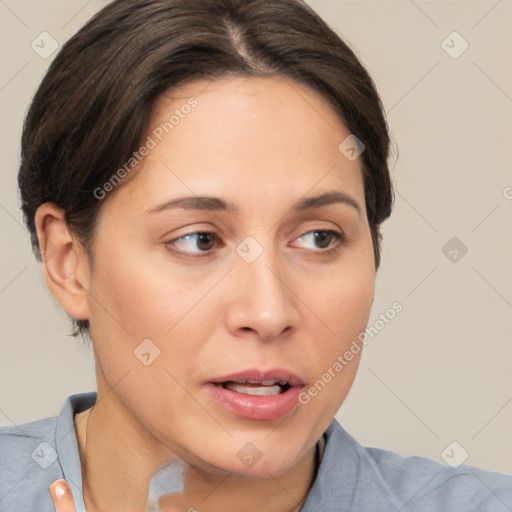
[223,250,300,341]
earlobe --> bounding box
[34,203,90,321]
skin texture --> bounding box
[39,76,376,512]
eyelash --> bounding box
[164,229,345,259]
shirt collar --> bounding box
[55,391,97,512]
[301,419,362,511]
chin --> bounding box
[202,435,310,479]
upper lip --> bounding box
[207,369,305,387]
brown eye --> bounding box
[196,232,215,251]
[166,232,219,255]
[294,230,342,250]
[312,231,333,249]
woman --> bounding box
[1,0,510,511]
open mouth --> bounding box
[205,369,304,420]
[216,380,292,396]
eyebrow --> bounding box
[145,191,361,216]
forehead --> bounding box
[105,76,364,212]
[151,75,349,152]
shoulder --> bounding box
[323,421,512,511]
[0,414,58,445]
[0,391,98,512]
[0,414,60,463]
[364,444,511,511]
[0,415,63,511]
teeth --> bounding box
[222,382,283,396]
[229,379,289,386]
[217,379,292,396]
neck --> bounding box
[74,387,319,512]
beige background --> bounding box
[0,0,511,475]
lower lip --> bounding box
[204,383,303,421]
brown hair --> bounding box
[18,0,394,338]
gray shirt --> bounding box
[0,392,510,511]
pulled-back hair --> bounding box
[18,0,394,337]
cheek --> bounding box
[87,244,214,339]
[86,244,225,392]
[316,278,372,382]
[319,246,375,344]
[85,251,223,434]
[301,243,375,410]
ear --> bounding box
[34,203,91,321]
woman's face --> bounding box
[85,76,375,477]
